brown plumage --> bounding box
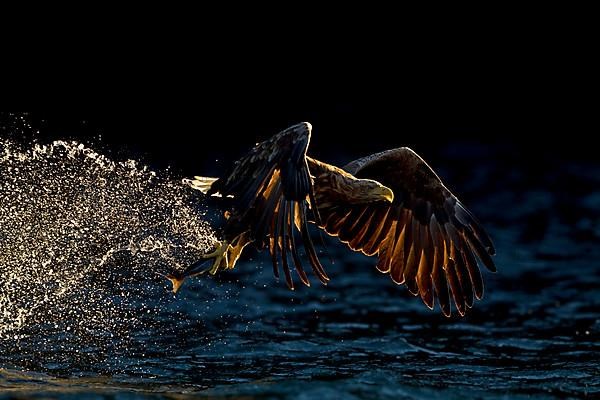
[169,122,496,317]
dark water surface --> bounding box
[1,128,599,399]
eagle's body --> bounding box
[169,122,496,317]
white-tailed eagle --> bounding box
[167,122,496,317]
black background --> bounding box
[2,12,596,176]
[13,70,596,178]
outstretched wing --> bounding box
[319,147,495,317]
[208,122,329,289]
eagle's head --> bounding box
[313,164,394,208]
[353,178,394,204]
[328,173,394,205]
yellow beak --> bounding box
[378,186,394,203]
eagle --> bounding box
[166,122,496,317]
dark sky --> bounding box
[3,24,595,175]
[18,77,594,178]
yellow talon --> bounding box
[162,240,232,293]
[207,240,230,274]
[198,241,225,259]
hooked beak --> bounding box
[377,185,394,203]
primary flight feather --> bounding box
[167,122,496,317]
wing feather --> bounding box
[389,223,406,283]
[201,128,495,316]
[206,122,325,286]
[314,147,495,316]
[416,224,435,309]
[279,199,294,290]
[287,201,310,286]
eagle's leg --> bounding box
[225,231,252,270]
[164,234,252,293]
[206,240,230,275]
[206,232,254,273]
[198,240,228,260]
[164,240,230,293]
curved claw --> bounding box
[159,241,230,294]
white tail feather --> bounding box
[183,176,218,194]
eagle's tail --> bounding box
[183,176,219,194]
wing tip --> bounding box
[287,121,313,139]
[486,261,498,273]
[422,295,435,310]
[441,305,451,318]
[474,286,484,300]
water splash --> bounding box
[0,137,216,366]
[2,115,599,398]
